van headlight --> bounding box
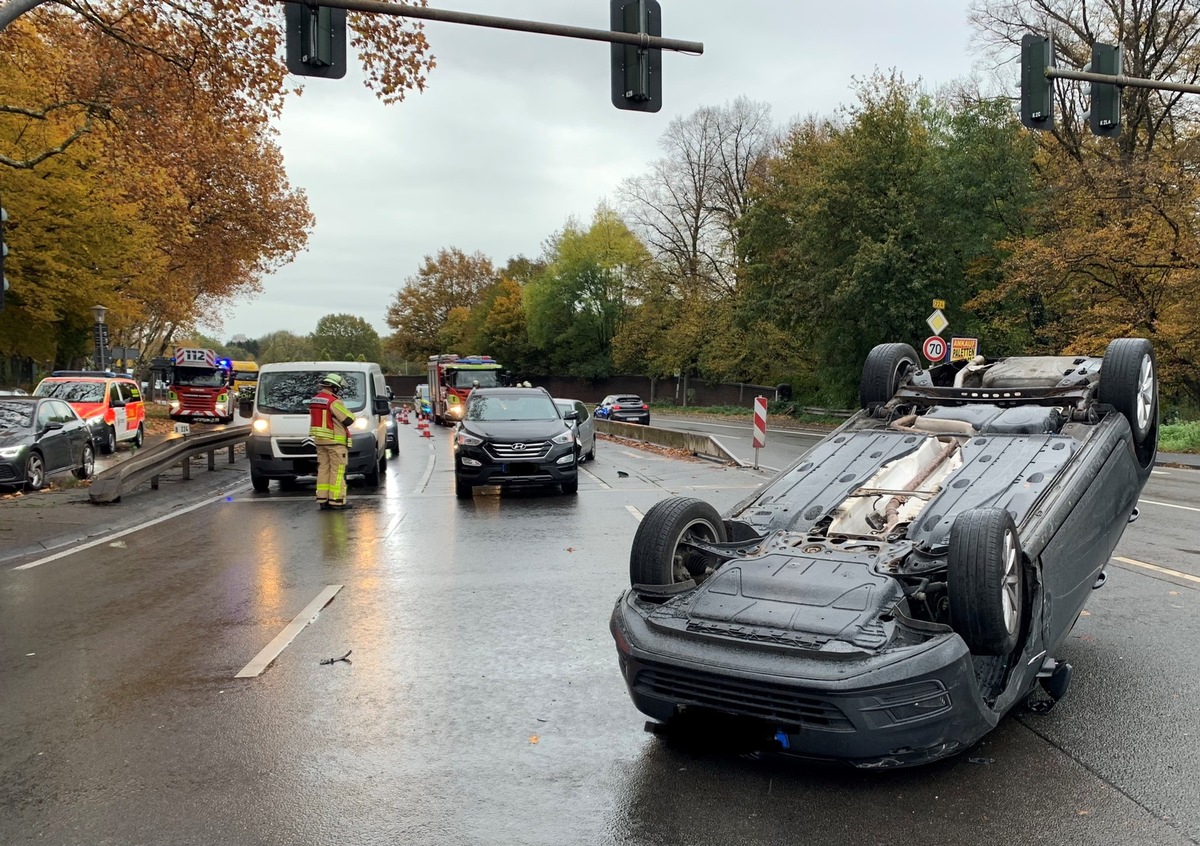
[551,429,575,445]
[252,418,270,434]
[352,416,370,431]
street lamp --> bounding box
[91,304,108,371]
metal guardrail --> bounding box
[88,426,251,504]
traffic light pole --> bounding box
[272,0,704,54]
[1046,66,1200,96]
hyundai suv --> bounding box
[453,387,578,499]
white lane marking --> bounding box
[621,451,664,461]
[579,466,611,490]
[382,512,405,538]
[13,485,249,571]
[626,505,643,522]
[415,447,436,495]
[1151,470,1170,476]
[1112,556,1200,585]
[1139,498,1200,514]
[235,585,343,678]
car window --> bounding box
[33,380,106,403]
[575,402,589,420]
[37,401,56,429]
[615,396,643,405]
[257,371,366,414]
[0,400,34,429]
[108,383,122,405]
[467,394,557,422]
[119,382,141,403]
[49,400,75,423]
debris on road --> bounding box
[319,650,353,666]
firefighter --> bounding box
[309,373,356,510]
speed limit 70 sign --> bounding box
[923,335,947,363]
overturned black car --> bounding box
[610,338,1158,768]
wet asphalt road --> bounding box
[1,425,1199,846]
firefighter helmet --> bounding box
[321,373,344,392]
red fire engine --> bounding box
[427,354,503,425]
[169,348,235,424]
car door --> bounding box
[35,401,69,472]
[120,381,144,435]
[51,401,88,469]
[574,401,594,454]
[108,382,128,441]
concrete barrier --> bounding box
[594,419,738,463]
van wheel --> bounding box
[132,423,145,448]
[251,471,270,493]
[100,425,117,455]
[364,459,381,488]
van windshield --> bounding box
[257,371,366,414]
[33,381,106,403]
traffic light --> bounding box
[1086,42,1122,137]
[1020,34,1055,131]
[284,3,347,79]
[610,0,662,113]
[0,200,8,313]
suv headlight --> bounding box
[456,430,483,447]
[551,429,575,445]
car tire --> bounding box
[562,480,578,495]
[455,479,473,499]
[1098,337,1158,448]
[630,496,728,587]
[379,453,388,475]
[587,439,596,462]
[132,423,144,448]
[24,451,45,491]
[100,425,117,455]
[251,470,270,493]
[364,458,382,488]
[859,343,920,409]
[948,508,1024,656]
[74,443,95,480]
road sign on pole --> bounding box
[923,336,948,363]
[926,309,949,335]
[752,396,767,468]
[950,337,980,362]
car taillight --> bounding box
[613,404,621,411]
[642,404,648,410]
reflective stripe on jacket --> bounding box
[309,389,354,445]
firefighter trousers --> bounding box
[315,442,348,506]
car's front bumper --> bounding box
[454,444,577,488]
[611,590,1000,768]
[247,432,378,478]
[0,454,28,487]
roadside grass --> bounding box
[1160,421,1200,454]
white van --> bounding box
[244,361,391,492]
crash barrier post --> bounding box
[593,419,739,464]
[90,425,251,504]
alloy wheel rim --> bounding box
[1136,354,1154,431]
[83,447,94,477]
[673,518,721,583]
[28,455,44,488]
[1001,530,1019,633]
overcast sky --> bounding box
[220,0,998,342]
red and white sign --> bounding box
[752,396,767,449]
[950,336,980,363]
[922,335,948,363]
[173,347,216,367]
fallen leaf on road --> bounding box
[566,547,575,553]
[529,735,539,744]
[1169,591,1180,596]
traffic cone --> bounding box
[421,425,433,438]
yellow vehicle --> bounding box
[227,360,259,394]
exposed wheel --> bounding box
[387,442,399,460]
[24,451,46,491]
[948,508,1024,656]
[251,470,270,492]
[1098,337,1158,449]
[630,496,728,587]
[455,479,473,499]
[100,425,117,454]
[562,479,578,495]
[132,423,145,448]
[74,443,95,480]
[859,343,920,409]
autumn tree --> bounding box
[257,330,315,365]
[310,314,383,362]
[384,248,498,360]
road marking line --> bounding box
[382,512,405,538]
[1151,470,1170,476]
[12,485,249,571]
[580,466,611,490]
[415,448,436,494]
[235,585,343,678]
[1139,498,1200,514]
[626,505,643,522]
[621,451,665,461]
[1112,556,1200,585]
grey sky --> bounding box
[221,0,992,342]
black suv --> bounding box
[453,387,579,498]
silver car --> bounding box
[554,398,596,462]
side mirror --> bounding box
[110,399,126,408]
[238,398,255,418]
[42,421,64,432]
[374,398,391,416]
[563,411,579,422]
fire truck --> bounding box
[168,348,235,424]
[427,354,503,425]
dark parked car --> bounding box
[453,387,578,499]
[595,394,650,425]
[0,397,96,491]
[611,338,1158,768]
